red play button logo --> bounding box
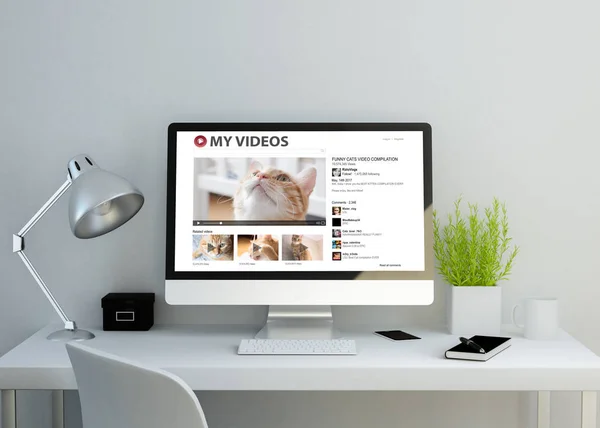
[194,135,207,148]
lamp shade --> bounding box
[67,155,144,239]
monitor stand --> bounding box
[255,305,342,339]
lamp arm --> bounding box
[13,178,77,331]
[15,252,72,328]
[18,178,72,237]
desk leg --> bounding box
[1,390,16,428]
[51,391,64,428]
[581,391,597,428]
[537,391,550,428]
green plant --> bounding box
[433,196,519,286]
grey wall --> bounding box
[2,1,600,427]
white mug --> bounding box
[512,297,559,340]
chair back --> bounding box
[66,342,209,428]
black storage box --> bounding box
[101,293,155,331]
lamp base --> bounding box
[47,328,95,342]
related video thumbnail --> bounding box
[192,234,234,261]
[237,234,280,261]
[332,240,342,249]
[282,235,324,261]
[193,157,326,225]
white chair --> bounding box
[66,342,209,428]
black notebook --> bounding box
[445,335,512,361]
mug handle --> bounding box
[512,304,524,329]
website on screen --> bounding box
[173,131,425,272]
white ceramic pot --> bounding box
[447,284,502,336]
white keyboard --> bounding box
[238,339,357,355]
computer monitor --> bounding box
[166,123,433,338]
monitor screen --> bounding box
[166,123,432,282]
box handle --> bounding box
[115,311,135,322]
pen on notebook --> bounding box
[459,337,485,354]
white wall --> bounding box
[1,1,600,427]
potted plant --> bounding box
[433,196,519,336]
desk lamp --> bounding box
[12,154,144,341]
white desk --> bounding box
[1,324,600,428]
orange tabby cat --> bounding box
[192,235,234,261]
[249,234,279,261]
[291,234,312,260]
[233,161,317,221]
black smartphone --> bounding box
[374,330,421,341]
